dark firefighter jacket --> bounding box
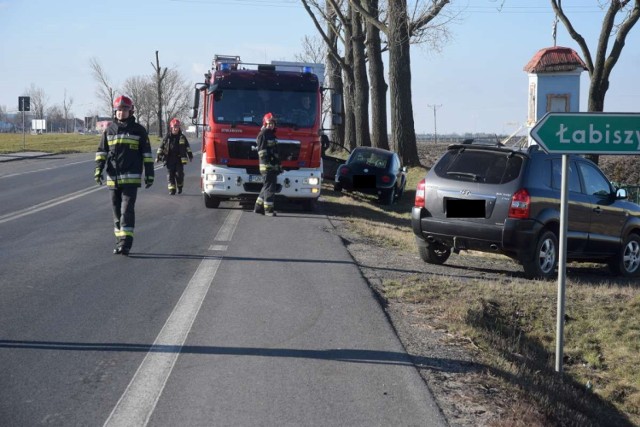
[256,127,281,174]
[157,132,193,167]
[95,115,155,188]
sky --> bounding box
[0,0,638,136]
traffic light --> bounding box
[18,96,30,112]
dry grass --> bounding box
[0,133,163,154]
[323,165,640,426]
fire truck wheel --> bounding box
[204,194,221,209]
[302,198,317,212]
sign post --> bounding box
[530,112,640,373]
[18,96,30,150]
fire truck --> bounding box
[190,54,342,211]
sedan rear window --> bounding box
[434,149,523,184]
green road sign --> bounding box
[530,112,640,154]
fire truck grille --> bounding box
[227,139,300,161]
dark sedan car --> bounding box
[334,147,407,205]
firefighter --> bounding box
[94,95,154,255]
[156,118,193,195]
[254,112,282,217]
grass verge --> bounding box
[0,133,163,154]
[323,165,640,426]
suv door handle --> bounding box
[593,206,602,214]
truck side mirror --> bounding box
[331,93,343,115]
[190,88,200,123]
[331,93,343,126]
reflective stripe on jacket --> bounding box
[256,128,281,174]
[157,132,193,167]
[95,115,154,189]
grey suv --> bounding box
[411,143,640,279]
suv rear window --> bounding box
[434,149,523,184]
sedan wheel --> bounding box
[522,230,557,280]
[609,234,640,277]
[380,187,395,205]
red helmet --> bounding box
[169,118,181,128]
[113,95,134,112]
[262,112,276,127]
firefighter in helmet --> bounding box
[94,95,154,255]
[254,112,282,216]
[156,118,193,195]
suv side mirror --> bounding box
[616,188,628,199]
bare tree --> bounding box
[26,84,48,120]
[351,4,372,147]
[301,0,358,150]
[161,69,192,130]
[151,50,169,137]
[363,0,390,150]
[46,105,64,132]
[62,90,74,133]
[551,0,640,164]
[325,3,346,148]
[122,76,155,130]
[295,35,327,63]
[89,57,117,115]
[351,0,451,166]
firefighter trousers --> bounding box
[111,186,137,250]
[166,162,185,193]
[256,170,278,213]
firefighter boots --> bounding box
[113,246,130,256]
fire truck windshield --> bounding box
[213,89,317,129]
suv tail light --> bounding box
[509,188,530,219]
[415,178,426,208]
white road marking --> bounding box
[104,209,238,426]
[0,159,93,179]
[0,165,164,224]
[214,209,242,241]
[0,186,104,224]
[209,244,229,251]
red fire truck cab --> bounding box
[191,54,342,211]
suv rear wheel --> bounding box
[522,230,557,280]
[608,233,640,277]
[418,243,451,264]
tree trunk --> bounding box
[342,6,357,151]
[326,5,345,149]
[351,7,371,147]
[154,51,165,137]
[388,0,419,166]
[364,0,389,150]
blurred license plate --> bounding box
[249,174,264,183]
[446,199,485,218]
[353,175,376,189]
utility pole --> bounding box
[427,104,442,143]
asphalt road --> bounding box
[0,152,446,426]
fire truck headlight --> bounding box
[305,177,320,186]
[206,173,224,182]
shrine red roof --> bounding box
[523,46,587,73]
